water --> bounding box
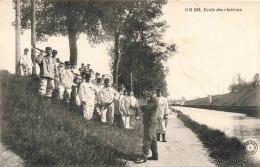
[173,106,260,163]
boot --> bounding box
[147,155,158,160]
[162,134,167,142]
[157,133,160,141]
[135,154,146,163]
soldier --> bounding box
[19,48,33,76]
[114,86,126,128]
[92,72,101,85]
[155,89,169,142]
[94,78,104,116]
[52,50,58,59]
[89,69,95,80]
[78,73,97,120]
[129,90,141,129]
[97,78,118,125]
[120,89,131,129]
[35,47,57,97]
[52,50,59,90]
[72,73,82,106]
[78,63,85,77]
[101,74,106,84]
[58,61,74,102]
[135,90,158,163]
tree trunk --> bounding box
[15,0,21,74]
[31,0,36,74]
[130,71,133,91]
[139,81,142,99]
[66,4,78,66]
[113,31,120,88]
[68,29,78,65]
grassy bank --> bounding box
[171,108,259,167]
[185,87,260,106]
[0,70,142,166]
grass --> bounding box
[185,87,260,106]
[171,108,259,167]
[0,70,143,166]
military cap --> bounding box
[45,47,52,51]
[58,62,65,67]
[64,61,70,65]
[97,78,102,83]
[104,78,110,83]
[52,50,58,54]
[85,73,91,79]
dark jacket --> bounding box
[35,54,57,79]
[142,97,158,124]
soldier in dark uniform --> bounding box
[135,90,158,163]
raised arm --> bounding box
[35,53,44,64]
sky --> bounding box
[0,0,259,100]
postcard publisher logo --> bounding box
[244,140,258,155]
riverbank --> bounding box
[0,71,142,166]
[171,108,259,167]
[182,87,260,117]
[185,87,260,106]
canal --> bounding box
[172,106,260,163]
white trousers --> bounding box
[75,95,81,106]
[83,103,95,120]
[101,106,114,125]
[38,77,54,97]
[95,106,101,115]
[58,85,72,100]
[122,115,131,129]
[156,118,167,134]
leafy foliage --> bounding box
[20,0,105,64]
[105,0,176,96]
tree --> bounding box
[119,0,175,95]
[102,0,175,92]
[20,0,104,65]
[98,0,134,88]
[15,0,21,74]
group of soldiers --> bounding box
[19,46,170,164]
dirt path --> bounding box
[0,141,24,167]
[127,112,216,167]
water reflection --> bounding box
[173,106,260,163]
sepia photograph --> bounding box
[0,0,259,166]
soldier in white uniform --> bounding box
[94,78,104,116]
[58,61,74,102]
[78,74,97,120]
[97,78,118,125]
[19,48,33,76]
[155,89,169,142]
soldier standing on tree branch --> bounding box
[135,90,158,163]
